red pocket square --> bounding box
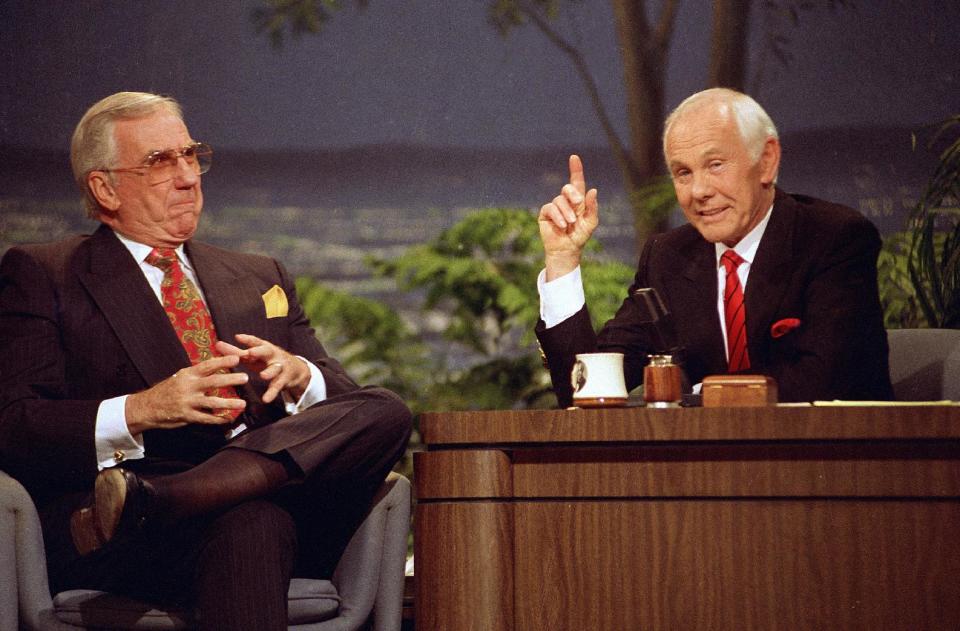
[771,318,801,338]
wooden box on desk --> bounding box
[702,374,778,407]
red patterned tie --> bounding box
[146,248,242,420]
[720,250,750,372]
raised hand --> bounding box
[538,154,599,280]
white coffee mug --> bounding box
[571,352,628,408]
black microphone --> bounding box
[631,287,694,399]
[631,287,683,358]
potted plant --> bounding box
[908,115,960,328]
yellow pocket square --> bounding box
[262,285,289,318]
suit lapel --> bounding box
[675,235,728,370]
[186,242,261,347]
[78,225,189,386]
[745,189,797,358]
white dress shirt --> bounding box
[95,232,327,469]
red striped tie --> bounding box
[147,248,242,420]
[720,250,750,372]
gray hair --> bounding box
[70,92,183,218]
[663,87,779,165]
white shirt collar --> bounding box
[714,203,774,266]
[112,230,190,270]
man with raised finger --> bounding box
[535,87,892,406]
[0,92,412,630]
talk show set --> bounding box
[2,23,958,631]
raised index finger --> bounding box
[569,154,587,196]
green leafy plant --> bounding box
[907,115,960,328]
[293,277,432,412]
[878,231,929,329]
[369,207,635,410]
[297,207,636,413]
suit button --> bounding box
[113,449,126,463]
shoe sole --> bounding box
[95,468,128,542]
[69,468,128,555]
[69,507,101,556]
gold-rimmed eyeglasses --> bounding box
[100,142,213,184]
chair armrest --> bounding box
[329,472,411,631]
[887,328,960,400]
[0,469,76,631]
[371,473,412,631]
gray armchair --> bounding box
[0,469,411,631]
[886,328,960,401]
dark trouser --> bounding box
[41,386,412,630]
[193,500,298,631]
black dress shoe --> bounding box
[70,468,156,555]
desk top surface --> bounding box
[420,405,960,445]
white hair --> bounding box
[663,88,779,164]
[71,92,183,218]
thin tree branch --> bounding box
[518,2,637,178]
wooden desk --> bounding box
[413,406,960,631]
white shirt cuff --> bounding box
[282,357,327,415]
[95,395,144,470]
[538,266,586,329]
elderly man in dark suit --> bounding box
[0,92,412,630]
[536,87,893,406]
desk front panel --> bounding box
[511,498,960,631]
[415,408,960,631]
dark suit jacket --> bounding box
[537,189,894,407]
[0,224,358,505]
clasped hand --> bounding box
[218,333,311,404]
[126,333,311,434]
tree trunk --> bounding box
[611,0,677,254]
[709,0,752,89]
